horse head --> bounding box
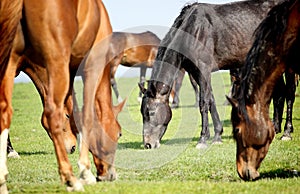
[88,100,126,181]
[227,96,275,181]
[140,81,172,149]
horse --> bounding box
[139,0,282,149]
[0,0,124,192]
[227,0,300,181]
[109,31,160,102]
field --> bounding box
[7,72,300,193]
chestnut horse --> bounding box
[140,0,282,149]
[228,0,300,181]
[109,31,160,102]
[0,0,124,192]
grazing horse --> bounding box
[109,31,160,102]
[228,0,300,181]
[0,0,124,192]
[140,0,282,149]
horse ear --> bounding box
[226,95,238,108]
[138,82,146,94]
[113,98,126,117]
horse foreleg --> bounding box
[44,61,82,191]
[281,72,296,140]
[79,49,107,185]
[272,75,285,133]
[196,73,211,149]
[0,69,15,194]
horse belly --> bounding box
[122,47,151,66]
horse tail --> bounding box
[0,0,23,81]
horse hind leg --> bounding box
[281,72,296,141]
[272,75,285,134]
[209,92,223,144]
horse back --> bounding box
[120,32,160,66]
[164,0,282,70]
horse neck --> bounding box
[247,63,286,113]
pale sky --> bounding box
[15,0,239,82]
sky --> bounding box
[15,0,238,82]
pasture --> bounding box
[7,72,300,193]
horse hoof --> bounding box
[196,142,208,149]
[7,150,20,158]
[281,135,292,141]
[66,180,84,192]
[212,140,222,145]
[79,169,96,185]
[0,183,8,194]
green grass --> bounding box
[7,72,300,193]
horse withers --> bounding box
[140,0,282,149]
[228,0,300,181]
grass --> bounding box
[7,72,300,193]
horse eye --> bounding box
[233,128,240,134]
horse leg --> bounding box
[272,75,285,134]
[171,68,185,109]
[79,45,108,185]
[42,57,83,191]
[138,66,147,102]
[7,135,19,158]
[209,92,223,144]
[281,72,296,140]
[196,72,211,149]
[188,72,199,108]
[0,64,15,194]
[110,64,122,103]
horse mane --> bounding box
[234,0,293,105]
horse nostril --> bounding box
[145,143,152,149]
[70,145,76,154]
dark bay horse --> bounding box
[109,31,160,102]
[0,0,124,192]
[140,0,282,149]
[228,0,300,181]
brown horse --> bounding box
[228,0,300,181]
[0,0,124,192]
[109,31,160,102]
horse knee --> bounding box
[0,101,13,129]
